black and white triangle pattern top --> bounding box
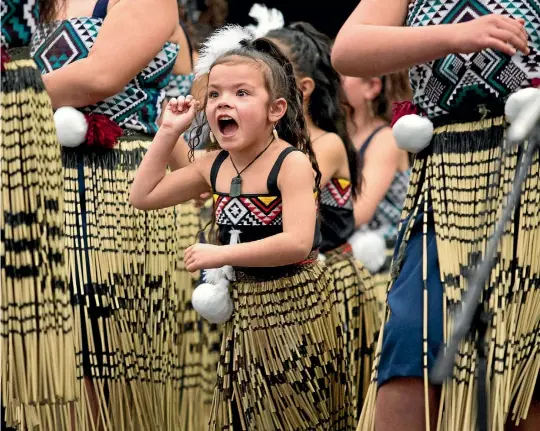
[210,147,322,251]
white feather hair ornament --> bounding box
[245,3,285,38]
[194,25,255,78]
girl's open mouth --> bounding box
[218,116,239,137]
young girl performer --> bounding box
[341,72,412,306]
[1,1,76,428]
[333,1,539,430]
[130,26,353,430]
[266,21,380,418]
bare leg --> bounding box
[375,377,439,431]
[69,377,100,430]
[85,377,101,430]
[507,398,540,431]
[70,402,76,431]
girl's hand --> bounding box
[452,15,529,56]
[161,95,199,135]
[184,243,226,272]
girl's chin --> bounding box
[216,138,243,151]
[218,139,261,154]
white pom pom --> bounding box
[191,279,234,324]
[392,114,434,154]
[317,253,327,263]
[54,107,88,148]
[245,3,285,38]
[349,231,387,273]
[505,87,540,123]
[194,25,255,78]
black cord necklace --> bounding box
[229,136,275,197]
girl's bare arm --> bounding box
[43,0,178,108]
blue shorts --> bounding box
[377,208,444,387]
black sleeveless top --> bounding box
[319,178,355,253]
[210,147,321,250]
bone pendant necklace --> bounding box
[229,136,275,197]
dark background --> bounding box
[226,0,359,38]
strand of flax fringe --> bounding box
[358,117,540,431]
[1,52,77,429]
[65,139,195,430]
[323,246,381,416]
[52,106,189,430]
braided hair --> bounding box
[266,22,361,196]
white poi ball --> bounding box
[349,230,387,274]
[392,114,434,154]
[54,107,88,147]
[505,87,540,123]
[191,278,234,324]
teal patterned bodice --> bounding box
[1,0,39,48]
[30,18,179,134]
[407,0,540,119]
[165,73,195,98]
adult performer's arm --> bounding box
[43,0,178,108]
[331,0,529,77]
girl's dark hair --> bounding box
[189,22,215,52]
[38,0,59,23]
[266,22,361,197]
[179,0,228,51]
[189,36,322,197]
[196,0,228,28]
[373,71,413,122]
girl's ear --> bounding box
[298,77,315,102]
[364,77,383,101]
[268,97,288,123]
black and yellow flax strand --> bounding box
[1,57,77,429]
[324,245,380,421]
[210,262,354,430]
[358,117,540,431]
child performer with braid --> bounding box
[130,26,353,430]
[266,21,380,419]
[333,1,539,430]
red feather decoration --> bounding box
[84,114,122,149]
[390,101,419,127]
[1,47,10,71]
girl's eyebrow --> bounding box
[207,82,256,91]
